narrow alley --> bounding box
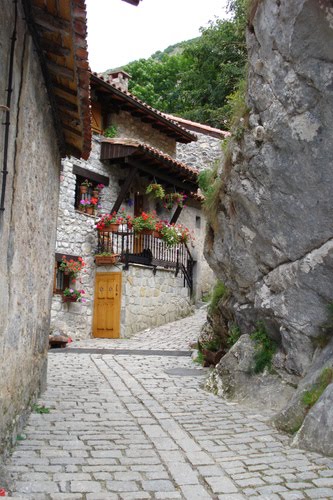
[3,309,333,500]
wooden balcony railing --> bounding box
[97,229,195,293]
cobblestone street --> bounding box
[3,309,333,499]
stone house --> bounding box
[51,72,222,340]
[0,0,91,456]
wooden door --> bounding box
[93,272,122,338]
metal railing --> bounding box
[97,229,194,293]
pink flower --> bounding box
[81,298,86,303]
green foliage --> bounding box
[117,3,247,130]
[32,403,50,414]
[209,280,228,313]
[16,434,26,441]
[227,79,249,139]
[194,350,205,365]
[103,125,117,138]
[250,322,277,374]
[145,183,165,200]
[226,324,241,347]
[198,160,224,226]
[301,368,333,409]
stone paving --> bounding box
[3,309,333,500]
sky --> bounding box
[86,0,229,73]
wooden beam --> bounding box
[55,95,78,112]
[73,165,110,186]
[32,5,71,34]
[46,60,74,80]
[126,159,196,193]
[170,205,183,224]
[111,166,138,214]
[40,39,71,57]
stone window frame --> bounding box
[53,253,79,295]
[73,165,109,211]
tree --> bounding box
[123,0,247,129]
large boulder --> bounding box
[205,335,295,412]
[204,0,333,453]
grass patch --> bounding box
[209,280,228,314]
[32,404,50,414]
[194,351,205,365]
[198,160,224,229]
[301,367,333,409]
[250,322,277,374]
[226,323,241,347]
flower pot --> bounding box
[78,205,85,213]
[62,296,78,303]
[95,254,120,266]
[85,206,94,215]
[153,231,162,239]
[92,190,99,198]
[80,185,88,194]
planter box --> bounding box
[98,224,120,233]
[95,254,120,266]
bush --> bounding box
[209,280,228,313]
[250,322,277,374]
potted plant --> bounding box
[78,199,87,212]
[163,192,187,211]
[62,288,86,303]
[131,212,157,235]
[160,223,181,247]
[175,223,192,244]
[146,183,165,200]
[59,256,85,279]
[93,183,105,198]
[95,253,120,266]
[80,179,92,194]
[85,197,98,215]
[95,211,126,232]
[153,220,164,239]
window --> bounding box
[53,253,78,294]
[72,165,110,210]
[196,216,201,229]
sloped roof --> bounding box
[91,74,197,144]
[23,0,91,160]
[101,138,199,191]
[165,114,230,139]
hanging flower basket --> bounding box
[153,231,162,239]
[95,254,120,266]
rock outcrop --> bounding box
[204,0,333,454]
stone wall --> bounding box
[109,110,176,157]
[0,5,60,457]
[176,131,223,171]
[120,264,192,337]
[51,136,127,339]
[51,136,197,339]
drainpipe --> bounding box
[0,0,18,212]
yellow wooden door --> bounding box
[93,272,122,338]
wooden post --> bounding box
[170,205,182,224]
[110,165,138,214]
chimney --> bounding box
[107,70,131,92]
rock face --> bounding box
[204,0,333,453]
